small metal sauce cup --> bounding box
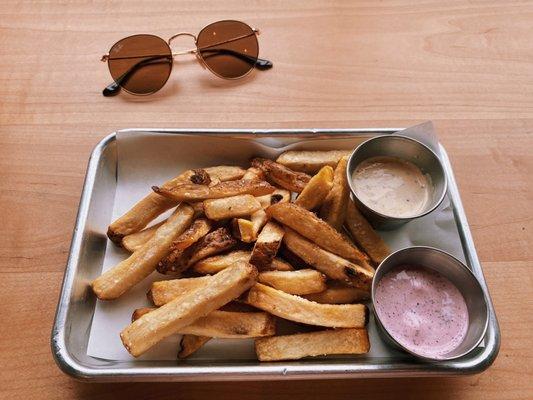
[346,135,447,230]
[371,246,489,361]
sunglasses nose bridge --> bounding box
[167,32,197,47]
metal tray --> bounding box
[51,128,500,381]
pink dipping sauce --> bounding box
[374,266,469,359]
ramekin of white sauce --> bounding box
[346,135,447,230]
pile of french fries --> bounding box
[91,150,392,361]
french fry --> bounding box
[171,218,212,250]
[92,204,194,300]
[148,276,213,306]
[121,262,258,357]
[179,335,211,358]
[204,195,262,220]
[255,328,370,361]
[193,250,251,274]
[276,150,352,174]
[258,269,327,295]
[283,229,373,289]
[107,166,244,243]
[192,251,293,275]
[249,222,285,269]
[303,283,370,304]
[251,158,311,193]
[295,166,334,210]
[258,188,291,206]
[153,180,275,202]
[319,156,350,231]
[267,202,370,267]
[246,283,367,328]
[157,227,236,275]
[131,308,276,338]
[345,201,391,265]
[121,220,165,252]
[190,168,212,185]
[232,209,268,243]
[242,167,265,181]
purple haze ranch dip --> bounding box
[374,265,469,359]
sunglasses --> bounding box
[100,20,273,96]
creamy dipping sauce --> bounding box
[374,266,468,359]
[352,156,431,218]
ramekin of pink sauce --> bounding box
[374,265,469,359]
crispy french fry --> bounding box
[246,283,367,328]
[255,328,369,361]
[258,269,327,295]
[204,195,262,220]
[249,222,285,269]
[345,200,391,265]
[121,263,258,357]
[153,180,275,202]
[251,158,311,193]
[276,150,352,174]
[178,335,211,358]
[295,166,334,210]
[192,251,293,274]
[303,283,370,304]
[242,167,265,181]
[171,218,212,250]
[192,250,251,274]
[107,167,244,243]
[283,229,373,289]
[92,204,194,300]
[148,276,213,306]
[131,308,276,338]
[121,220,165,252]
[157,227,236,275]
[267,202,370,266]
[190,169,212,185]
[259,188,292,206]
[319,156,350,231]
[232,218,254,241]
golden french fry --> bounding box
[107,166,244,243]
[295,166,334,210]
[246,283,367,328]
[131,308,276,338]
[148,276,213,306]
[251,158,311,193]
[242,167,266,181]
[178,335,211,358]
[303,283,370,304]
[276,150,352,174]
[255,328,370,361]
[258,269,327,295]
[204,195,262,220]
[319,156,350,231]
[171,218,212,250]
[249,222,285,269]
[267,202,369,266]
[153,180,275,202]
[157,227,236,275]
[283,229,373,289]
[192,251,293,274]
[345,200,391,265]
[121,220,165,252]
[257,188,292,206]
[121,263,258,357]
[92,204,194,300]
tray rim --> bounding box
[51,128,500,381]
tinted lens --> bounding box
[197,20,259,79]
[107,34,172,95]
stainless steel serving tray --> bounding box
[51,128,500,381]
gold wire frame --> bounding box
[100,20,261,82]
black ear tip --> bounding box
[255,58,273,70]
[102,82,121,97]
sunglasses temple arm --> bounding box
[199,48,273,70]
[102,55,171,97]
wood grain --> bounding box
[0,0,532,399]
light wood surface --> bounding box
[0,1,532,399]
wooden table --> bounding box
[1,1,531,399]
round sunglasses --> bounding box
[100,20,273,96]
